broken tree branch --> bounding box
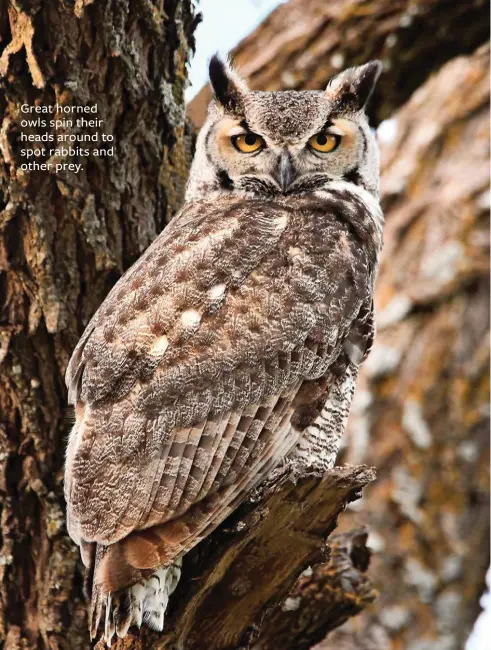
[101,464,375,650]
[253,528,377,650]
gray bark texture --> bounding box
[324,43,490,650]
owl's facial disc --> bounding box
[211,116,363,194]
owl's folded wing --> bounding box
[65,197,373,555]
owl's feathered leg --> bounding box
[88,542,182,645]
[136,561,182,632]
[290,362,359,472]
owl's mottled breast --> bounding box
[69,190,380,421]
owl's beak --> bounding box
[276,153,295,192]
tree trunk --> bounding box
[188,0,489,129]
[326,42,490,650]
[0,2,196,649]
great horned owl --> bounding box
[64,55,383,643]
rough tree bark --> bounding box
[251,527,377,650]
[188,0,489,129]
[96,464,376,650]
[0,1,196,649]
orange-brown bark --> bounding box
[328,43,490,650]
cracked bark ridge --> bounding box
[0,1,196,649]
[252,528,377,650]
[94,464,375,650]
[188,0,490,129]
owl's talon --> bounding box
[135,604,143,629]
[104,594,115,646]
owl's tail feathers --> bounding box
[87,544,182,646]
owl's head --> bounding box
[186,55,383,202]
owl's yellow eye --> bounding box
[232,133,265,153]
[309,133,340,153]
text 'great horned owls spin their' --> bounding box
[64,55,384,644]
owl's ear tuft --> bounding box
[325,61,383,111]
[209,54,248,115]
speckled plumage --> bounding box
[64,56,383,643]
